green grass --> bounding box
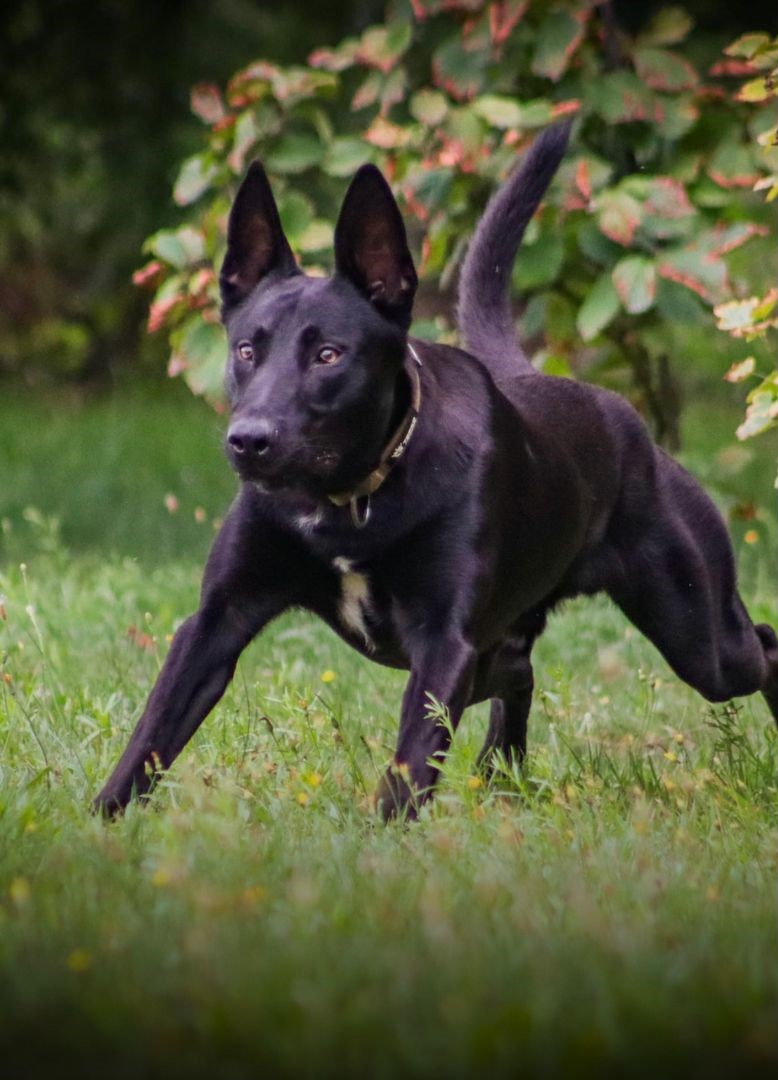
[0,382,776,1078]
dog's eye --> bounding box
[237,341,254,363]
[316,346,342,366]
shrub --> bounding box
[137,1,778,451]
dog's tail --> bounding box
[457,121,571,379]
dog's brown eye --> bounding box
[237,341,254,363]
[317,346,341,366]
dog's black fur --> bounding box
[95,123,778,820]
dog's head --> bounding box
[220,162,418,497]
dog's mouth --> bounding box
[228,442,344,494]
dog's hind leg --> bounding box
[473,637,535,773]
[604,469,777,716]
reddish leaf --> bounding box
[551,99,582,118]
[364,117,412,150]
[227,111,259,174]
[723,356,756,382]
[132,261,163,289]
[190,83,226,125]
[634,47,699,92]
[700,222,768,258]
[597,190,644,245]
[356,23,412,74]
[148,294,184,334]
[352,71,382,111]
[709,59,757,77]
[489,1,528,48]
[227,61,278,107]
[565,158,591,211]
[657,241,729,303]
[643,177,694,219]
[709,142,760,189]
[309,39,360,72]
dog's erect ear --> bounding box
[334,165,417,328]
[220,162,298,310]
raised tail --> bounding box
[457,121,571,379]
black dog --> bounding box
[95,123,778,819]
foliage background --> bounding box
[2,0,775,459]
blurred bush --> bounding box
[0,0,373,384]
[136,0,777,451]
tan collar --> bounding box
[328,343,423,527]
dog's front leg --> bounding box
[93,596,277,816]
[376,634,476,821]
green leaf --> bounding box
[634,47,698,92]
[379,67,408,112]
[297,220,332,253]
[514,99,555,128]
[472,95,523,129]
[737,78,771,104]
[410,89,449,126]
[513,234,565,290]
[737,389,778,440]
[278,192,314,240]
[322,137,373,178]
[173,154,218,206]
[172,318,226,402]
[655,278,706,323]
[145,227,205,269]
[637,7,694,47]
[264,133,323,175]
[612,256,657,314]
[576,221,621,266]
[432,34,488,101]
[586,72,662,125]
[531,9,588,83]
[725,33,771,60]
[653,94,699,139]
[576,273,621,341]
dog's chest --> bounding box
[331,556,377,651]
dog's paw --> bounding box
[91,790,125,820]
[374,765,421,823]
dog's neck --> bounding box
[327,343,423,528]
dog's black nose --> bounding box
[227,418,274,458]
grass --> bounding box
[0,380,776,1078]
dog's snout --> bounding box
[227,418,275,459]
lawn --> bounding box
[0,380,776,1078]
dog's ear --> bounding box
[220,162,298,310]
[334,165,417,328]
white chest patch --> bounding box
[295,508,324,534]
[332,557,374,650]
